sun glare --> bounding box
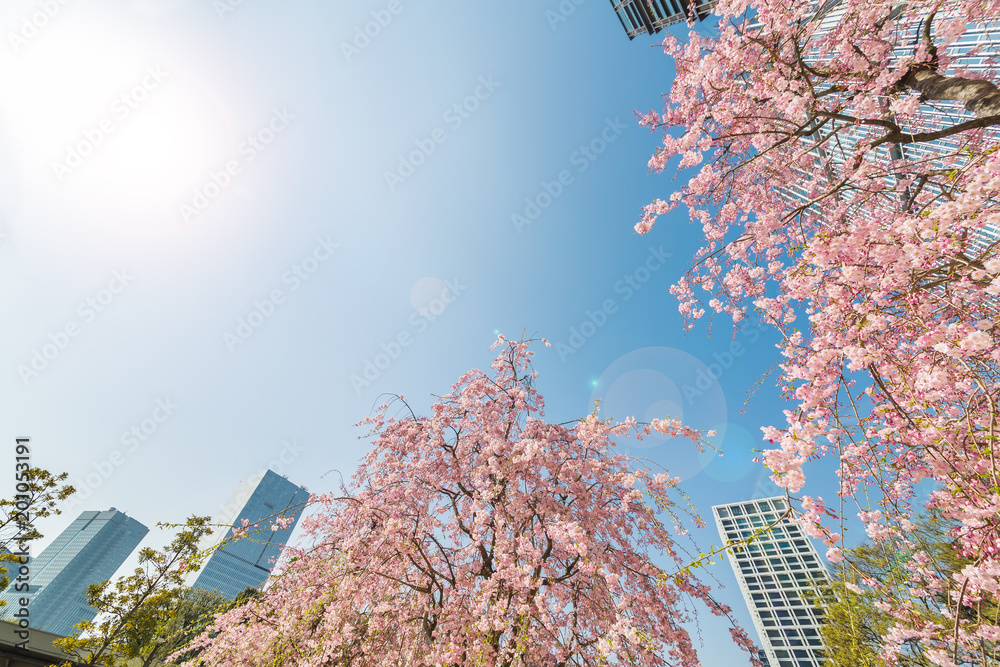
[114,111,181,178]
[0,20,238,234]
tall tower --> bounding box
[0,508,148,637]
[187,470,309,600]
[712,497,828,667]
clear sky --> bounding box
[0,0,853,663]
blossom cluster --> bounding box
[182,339,759,666]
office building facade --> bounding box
[805,3,999,167]
[713,497,828,667]
[0,508,148,637]
[799,3,1000,315]
[187,469,309,600]
[609,0,713,38]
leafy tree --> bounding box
[820,580,894,667]
[150,587,261,666]
[184,338,759,666]
[55,517,214,667]
[225,586,260,609]
[635,0,1000,660]
[49,496,309,666]
[137,587,228,667]
[817,511,1000,666]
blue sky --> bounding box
[0,0,855,663]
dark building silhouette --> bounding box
[609,0,713,38]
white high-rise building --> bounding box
[187,469,309,600]
[713,497,829,667]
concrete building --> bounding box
[0,622,83,666]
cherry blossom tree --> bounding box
[637,0,1000,663]
[183,338,758,666]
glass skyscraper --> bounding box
[713,497,829,667]
[0,508,148,637]
[187,469,309,600]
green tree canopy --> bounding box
[820,511,1000,667]
[55,517,214,667]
